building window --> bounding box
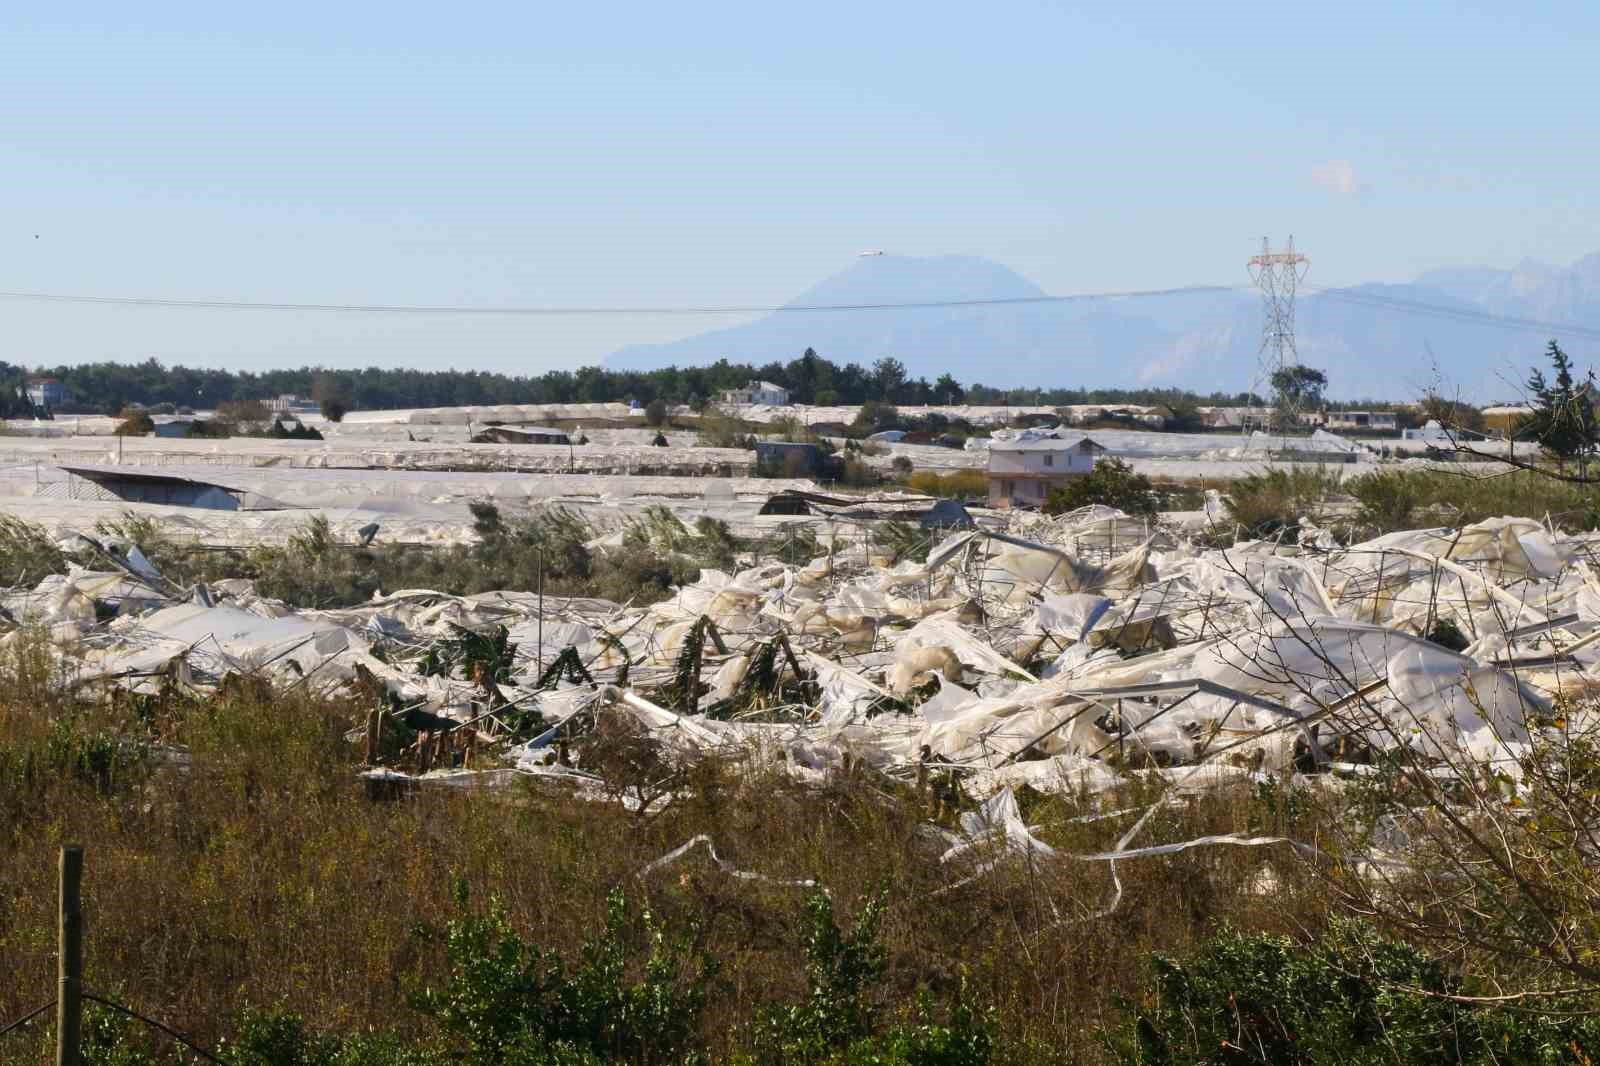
[1002,480,1014,497]
[1043,454,1053,467]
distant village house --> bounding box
[25,378,67,409]
[1325,410,1398,432]
[720,380,789,406]
[268,394,320,414]
[986,433,1107,509]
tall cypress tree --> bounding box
[1520,339,1598,475]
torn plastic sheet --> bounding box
[638,835,820,889]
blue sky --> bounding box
[3,2,1597,374]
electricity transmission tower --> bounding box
[1247,236,1310,432]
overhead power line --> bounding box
[0,284,1243,316]
[1308,286,1600,343]
[1,279,1597,343]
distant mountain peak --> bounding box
[605,250,1600,401]
[782,253,1047,308]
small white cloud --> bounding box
[1311,159,1360,196]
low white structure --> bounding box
[1201,406,1272,430]
[269,394,319,414]
[1326,410,1398,431]
[720,380,789,406]
[986,433,1106,509]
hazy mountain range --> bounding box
[605,253,1600,401]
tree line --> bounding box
[1,351,1265,416]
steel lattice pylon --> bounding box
[1247,236,1310,432]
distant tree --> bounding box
[311,372,352,422]
[216,399,271,425]
[851,402,900,433]
[1268,365,1328,424]
[469,500,504,540]
[1518,339,1598,474]
[1163,394,1206,433]
[644,398,669,427]
[1418,391,1486,435]
[933,373,965,405]
[783,347,827,404]
[871,357,907,402]
[1043,457,1156,516]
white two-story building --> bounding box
[719,380,790,406]
[986,433,1107,509]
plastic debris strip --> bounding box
[17,503,1600,902]
[637,835,822,889]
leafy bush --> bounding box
[216,399,273,425]
[904,470,988,499]
[836,457,882,488]
[1043,458,1156,516]
[748,889,992,1066]
[1109,920,1600,1065]
[871,522,930,565]
[0,514,68,586]
[1345,468,1428,533]
[113,410,155,436]
[697,411,756,449]
[851,402,901,434]
[1220,466,1342,540]
[419,885,715,1065]
[644,398,669,427]
[1343,468,1600,532]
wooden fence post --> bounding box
[57,844,83,1066]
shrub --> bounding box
[644,398,669,427]
[113,410,154,436]
[871,521,930,565]
[1346,468,1429,534]
[837,457,881,488]
[1343,467,1600,533]
[904,470,988,499]
[1043,458,1156,516]
[0,514,68,586]
[321,397,349,422]
[697,411,755,449]
[1109,920,1600,1065]
[216,399,272,425]
[890,456,914,477]
[851,402,900,434]
[1221,466,1342,540]
[419,885,715,1064]
[750,889,992,1066]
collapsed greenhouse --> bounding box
[7,502,1592,890]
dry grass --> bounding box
[0,642,1333,1063]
